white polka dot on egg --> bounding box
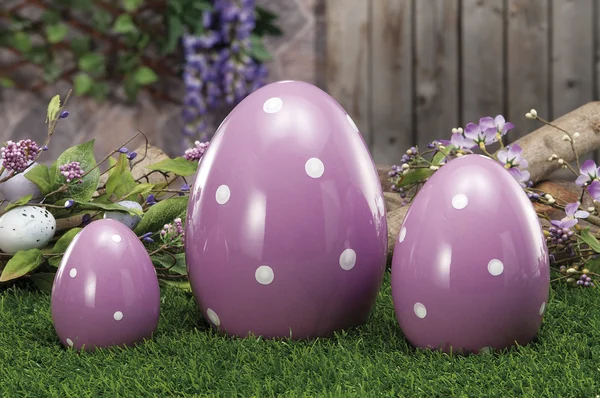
[399,227,407,243]
[113,311,124,321]
[263,97,283,113]
[539,302,546,316]
[414,302,427,319]
[69,268,77,278]
[207,308,220,326]
[255,265,275,285]
[346,114,359,133]
[305,158,325,178]
[452,194,469,210]
[112,234,122,243]
[339,248,356,270]
[215,185,231,205]
[66,338,74,347]
[487,259,504,276]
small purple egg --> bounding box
[391,154,549,354]
[185,80,387,339]
[51,219,160,350]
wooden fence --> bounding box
[325,0,599,165]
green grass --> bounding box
[1,273,599,398]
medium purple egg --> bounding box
[51,219,160,350]
[391,154,549,354]
[186,80,387,339]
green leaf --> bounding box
[584,256,600,273]
[4,194,33,212]
[0,249,44,282]
[163,14,184,54]
[11,31,31,52]
[123,0,143,12]
[133,66,158,85]
[134,196,188,235]
[431,144,455,166]
[580,228,600,253]
[25,46,50,64]
[25,164,52,195]
[45,23,68,43]
[47,94,61,123]
[29,272,56,293]
[47,228,82,267]
[90,81,109,101]
[74,199,142,216]
[71,36,91,56]
[145,157,198,177]
[53,140,100,202]
[41,10,61,24]
[151,252,187,275]
[159,279,191,291]
[74,73,93,95]
[249,34,272,62]
[0,77,15,88]
[112,14,137,34]
[136,33,150,50]
[123,75,139,101]
[78,53,105,74]
[122,183,154,201]
[396,168,434,188]
[105,154,137,198]
[43,62,62,83]
[92,10,112,33]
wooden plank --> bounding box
[461,0,505,125]
[325,0,371,147]
[414,0,459,149]
[507,0,549,140]
[370,0,413,164]
[552,0,594,120]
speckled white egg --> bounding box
[0,206,56,253]
[103,200,143,229]
[0,162,43,203]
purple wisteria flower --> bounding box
[59,161,84,183]
[551,201,589,229]
[497,143,528,169]
[181,0,268,141]
[183,140,210,161]
[1,139,40,173]
[479,115,514,137]
[575,159,600,186]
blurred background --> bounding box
[0,0,598,166]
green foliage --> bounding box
[53,140,100,202]
[151,252,187,275]
[0,249,44,282]
[3,195,33,212]
[580,228,600,253]
[25,164,53,195]
[1,276,600,397]
[134,196,188,236]
[0,1,281,102]
[46,94,61,122]
[47,228,82,267]
[145,157,198,177]
[105,154,136,199]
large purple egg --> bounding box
[186,80,387,339]
[51,219,160,350]
[391,154,549,353]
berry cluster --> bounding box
[183,141,210,162]
[577,273,594,287]
[59,161,84,183]
[1,139,40,173]
[182,0,268,141]
[547,226,576,256]
[160,218,185,246]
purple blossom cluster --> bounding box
[160,218,185,246]
[182,0,268,141]
[1,139,40,172]
[59,161,84,183]
[183,140,210,161]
